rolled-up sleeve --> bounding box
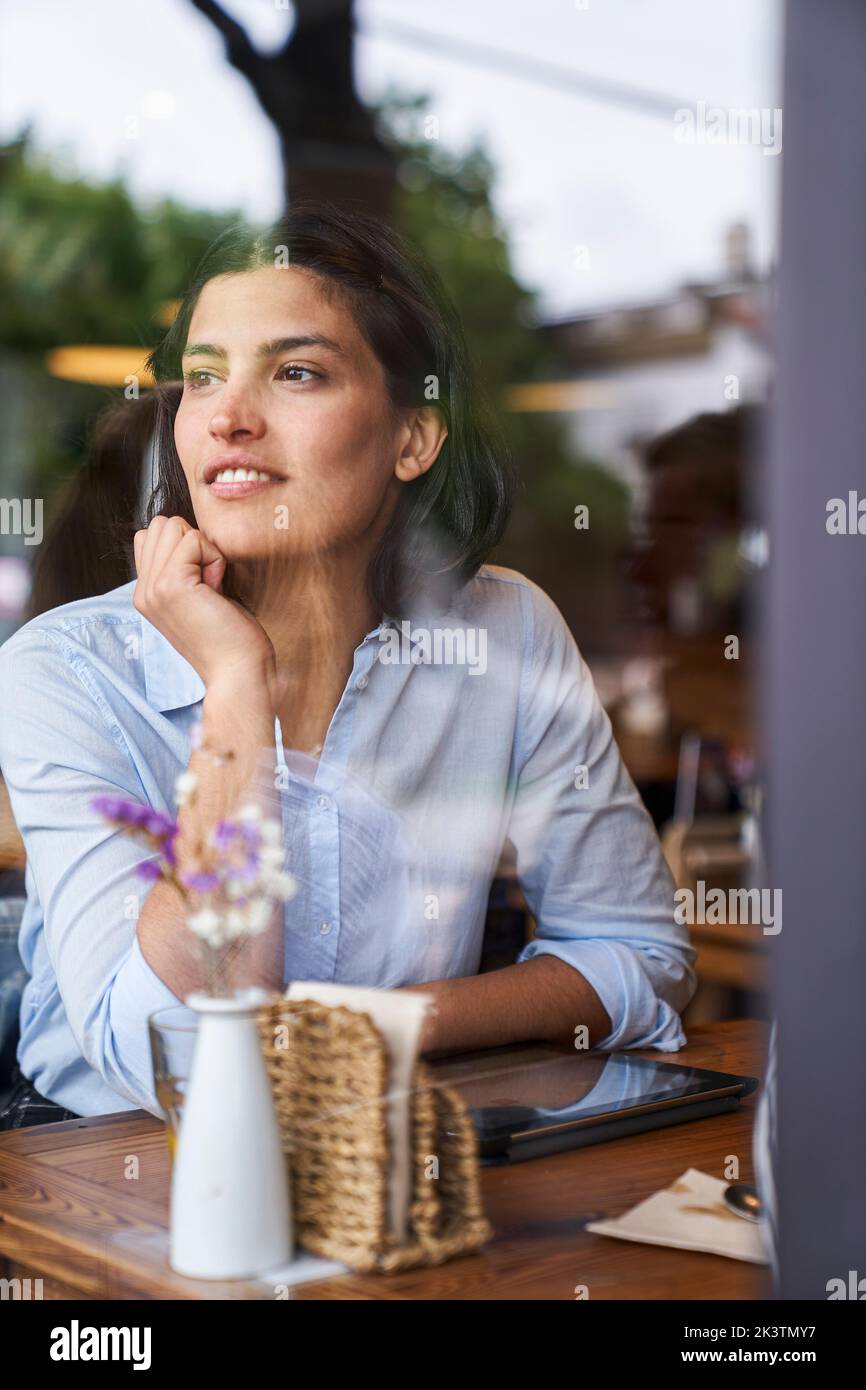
[508,583,697,1051]
[0,630,182,1113]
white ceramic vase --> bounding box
[169,985,292,1279]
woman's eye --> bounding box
[277,363,319,383]
[183,369,219,389]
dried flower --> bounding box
[174,771,199,807]
[136,860,163,882]
[91,772,294,998]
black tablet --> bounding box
[434,1043,760,1165]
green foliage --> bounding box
[374,92,630,555]
[376,90,555,389]
[0,131,234,351]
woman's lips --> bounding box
[207,474,284,500]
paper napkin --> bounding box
[585,1167,770,1264]
[285,981,432,1243]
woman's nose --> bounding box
[208,393,266,441]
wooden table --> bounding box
[0,1018,769,1300]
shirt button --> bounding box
[319,921,333,936]
[317,794,330,810]
[356,673,369,690]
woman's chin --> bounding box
[195,506,363,567]
[194,513,287,562]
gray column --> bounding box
[768,0,866,1299]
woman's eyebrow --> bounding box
[181,334,346,361]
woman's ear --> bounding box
[394,406,448,483]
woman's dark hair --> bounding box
[144,200,515,614]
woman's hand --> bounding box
[133,516,275,690]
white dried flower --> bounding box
[187,908,223,947]
[259,844,285,869]
[224,908,247,940]
[266,870,297,902]
[175,771,199,806]
[246,899,275,934]
[260,818,282,844]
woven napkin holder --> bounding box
[255,996,492,1273]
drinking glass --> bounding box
[147,1005,199,1162]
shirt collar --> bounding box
[371,612,444,654]
[374,617,427,649]
[140,615,206,713]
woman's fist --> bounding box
[133,516,274,690]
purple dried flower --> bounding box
[212,821,238,851]
[91,795,158,830]
[145,811,177,838]
[91,793,134,822]
[136,860,163,882]
[233,853,261,883]
[180,869,222,893]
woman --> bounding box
[0,203,696,1126]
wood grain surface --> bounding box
[0,1018,770,1300]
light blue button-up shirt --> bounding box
[0,567,696,1118]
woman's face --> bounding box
[174,266,416,564]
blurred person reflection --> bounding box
[627,405,765,821]
[632,405,763,640]
[26,392,157,619]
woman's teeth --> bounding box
[212,468,274,483]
